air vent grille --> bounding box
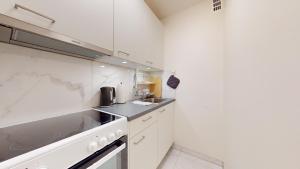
[213,0,222,11]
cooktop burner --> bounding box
[0,110,120,162]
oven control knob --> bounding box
[88,141,98,153]
[116,129,123,137]
[108,133,116,141]
[98,137,108,147]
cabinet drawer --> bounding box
[156,105,169,115]
[129,111,157,138]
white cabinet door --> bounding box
[114,0,163,69]
[0,0,54,28]
[129,123,158,169]
[0,1,11,14]
[142,4,164,69]
[0,0,113,51]
[150,18,164,69]
[114,0,147,63]
[157,103,174,162]
[49,0,114,51]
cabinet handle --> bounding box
[118,51,130,57]
[142,116,152,122]
[14,4,56,23]
[159,109,166,113]
[146,60,153,65]
[71,40,81,45]
[134,136,145,145]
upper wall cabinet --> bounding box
[114,0,163,70]
[142,4,164,69]
[0,0,114,51]
[114,0,147,64]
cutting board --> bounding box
[149,76,162,98]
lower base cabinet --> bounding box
[157,104,174,163]
[129,123,158,169]
[128,103,174,169]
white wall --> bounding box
[163,1,225,161]
[0,43,135,128]
[224,0,300,168]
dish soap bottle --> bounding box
[116,82,126,104]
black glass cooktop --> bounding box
[0,110,120,162]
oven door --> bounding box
[70,137,128,169]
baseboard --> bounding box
[172,144,224,168]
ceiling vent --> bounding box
[213,0,222,11]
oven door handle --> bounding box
[86,143,126,169]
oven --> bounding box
[70,136,127,169]
[0,109,128,169]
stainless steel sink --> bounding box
[139,98,166,103]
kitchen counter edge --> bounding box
[94,98,176,121]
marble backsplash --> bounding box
[0,43,135,128]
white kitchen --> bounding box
[0,0,299,169]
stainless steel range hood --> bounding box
[0,14,113,60]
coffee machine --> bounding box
[100,87,116,107]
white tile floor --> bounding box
[158,149,223,169]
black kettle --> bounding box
[100,87,116,107]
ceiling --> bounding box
[145,0,203,19]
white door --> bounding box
[0,0,113,51]
[129,124,158,169]
[157,104,174,162]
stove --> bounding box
[0,109,128,169]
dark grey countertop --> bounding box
[94,98,175,121]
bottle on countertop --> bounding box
[116,82,126,104]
